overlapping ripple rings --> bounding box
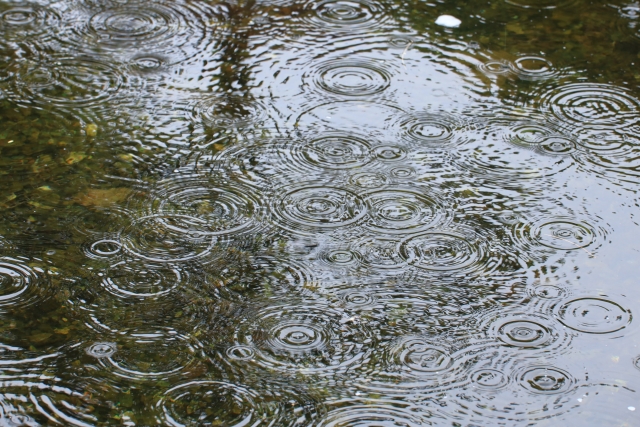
[511,216,604,257]
[10,57,126,111]
[0,257,49,310]
[296,132,373,170]
[153,175,266,236]
[452,120,577,181]
[63,0,220,64]
[486,312,571,353]
[231,304,374,374]
[100,264,185,298]
[316,402,428,426]
[363,188,447,234]
[159,381,272,426]
[97,328,198,382]
[121,215,216,263]
[538,83,640,130]
[400,112,467,147]
[302,0,390,30]
[272,184,366,234]
[0,4,61,42]
[309,58,392,97]
[399,230,485,274]
[194,96,270,130]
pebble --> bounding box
[435,15,461,28]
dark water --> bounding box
[0,0,640,425]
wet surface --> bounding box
[0,0,640,425]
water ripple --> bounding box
[152,174,267,237]
[316,401,428,426]
[400,111,468,147]
[97,327,200,382]
[555,296,632,335]
[193,96,271,131]
[512,216,604,257]
[511,56,559,80]
[272,184,367,234]
[62,0,221,64]
[0,257,50,310]
[308,58,392,97]
[122,215,216,263]
[282,132,374,172]
[159,380,322,427]
[159,381,271,426]
[9,56,130,118]
[363,188,448,234]
[452,120,577,181]
[518,365,576,394]
[399,230,486,274]
[301,0,390,31]
[0,4,61,43]
[538,83,640,130]
[486,311,571,354]
[230,304,375,374]
[100,263,185,299]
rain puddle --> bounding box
[0,0,639,424]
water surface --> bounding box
[0,0,640,425]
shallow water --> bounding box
[0,0,640,425]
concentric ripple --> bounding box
[513,217,598,252]
[83,238,122,259]
[311,59,392,97]
[511,56,559,80]
[400,112,467,147]
[153,175,265,236]
[518,366,575,394]
[298,133,373,170]
[98,328,198,382]
[0,5,60,42]
[121,215,215,263]
[64,0,219,64]
[159,380,321,426]
[556,297,631,334]
[302,0,389,30]
[100,264,184,298]
[85,342,117,358]
[10,57,125,110]
[453,122,576,181]
[272,185,366,233]
[231,305,374,373]
[352,236,407,271]
[316,402,427,426]
[393,337,452,375]
[159,381,270,426]
[0,257,49,310]
[490,313,563,349]
[471,368,509,390]
[363,189,447,234]
[536,136,576,155]
[316,246,363,271]
[350,172,389,189]
[538,83,640,130]
[400,231,484,273]
[497,320,552,348]
[194,96,269,130]
[478,60,513,76]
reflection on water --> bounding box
[0,0,639,424]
